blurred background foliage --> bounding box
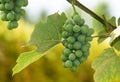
[0,2,111,82]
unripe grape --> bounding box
[69,53,76,61]
[79,56,87,62]
[77,35,86,42]
[87,28,94,36]
[67,43,73,49]
[63,24,73,32]
[73,41,81,49]
[63,48,71,56]
[5,1,14,10]
[62,31,70,38]
[1,12,8,21]
[0,4,5,10]
[65,19,75,25]
[20,9,25,15]
[73,15,81,25]
[14,13,21,21]
[64,60,73,68]
[73,25,81,32]
[62,40,68,47]
[70,66,77,72]
[74,32,80,38]
[73,60,80,66]
[7,21,18,30]
[86,36,93,41]
[7,12,15,20]
[80,25,89,34]
[67,36,76,43]
[61,55,68,62]
[16,0,28,7]
[75,50,83,57]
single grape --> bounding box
[79,56,87,62]
[80,25,89,34]
[62,31,70,38]
[7,21,18,30]
[0,3,5,10]
[87,28,94,36]
[73,60,80,66]
[63,24,73,32]
[70,66,77,72]
[1,12,8,21]
[81,44,89,52]
[67,36,76,43]
[14,13,21,21]
[63,48,71,56]
[75,50,83,57]
[73,15,81,25]
[69,53,76,61]
[7,12,15,20]
[65,19,75,25]
[61,55,68,62]
[77,35,86,42]
[86,36,93,41]
[62,40,68,47]
[73,41,81,49]
[73,25,81,32]
[20,8,25,15]
[64,60,73,68]
[5,1,14,10]
[67,43,73,49]
[16,0,28,7]
[74,32,80,38]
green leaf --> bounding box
[110,35,120,51]
[118,17,120,26]
[29,12,67,52]
[92,48,120,82]
[108,16,116,27]
[12,12,67,75]
[12,50,43,76]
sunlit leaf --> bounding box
[92,48,120,82]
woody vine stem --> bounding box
[67,0,116,36]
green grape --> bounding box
[62,40,68,47]
[74,32,80,38]
[62,31,70,38]
[63,48,71,56]
[79,18,85,26]
[75,50,83,57]
[80,25,89,34]
[65,19,75,25]
[70,66,77,72]
[7,21,18,30]
[16,0,28,7]
[14,13,21,21]
[81,44,89,52]
[69,53,76,61]
[64,60,73,68]
[73,41,81,49]
[5,1,14,10]
[20,8,25,15]
[73,25,81,32]
[4,0,10,2]
[0,3,5,10]
[7,12,15,20]
[84,52,89,56]
[73,15,81,25]
[61,55,68,62]
[77,35,86,42]
[87,28,94,36]
[67,43,73,49]
[79,56,87,62]
[73,60,80,66]
[1,12,8,21]
[67,36,76,43]
[63,24,73,32]
[86,36,93,41]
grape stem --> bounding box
[92,33,110,38]
[66,0,116,32]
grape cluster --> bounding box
[0,0,28,30]
[61,14,94,72]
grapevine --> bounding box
[61,13,94,71]
[0,0,28,30]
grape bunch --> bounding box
[0,0,28,30]
[61,14,94,72]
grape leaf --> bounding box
[118,17,120,26]
[12,50,43,76]
[92,48,120,82]
[110,35,120,51]
[108,16,116,27]
[29,12,66,52]
[12,12,67,75]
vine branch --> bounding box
[66,0,116,32]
